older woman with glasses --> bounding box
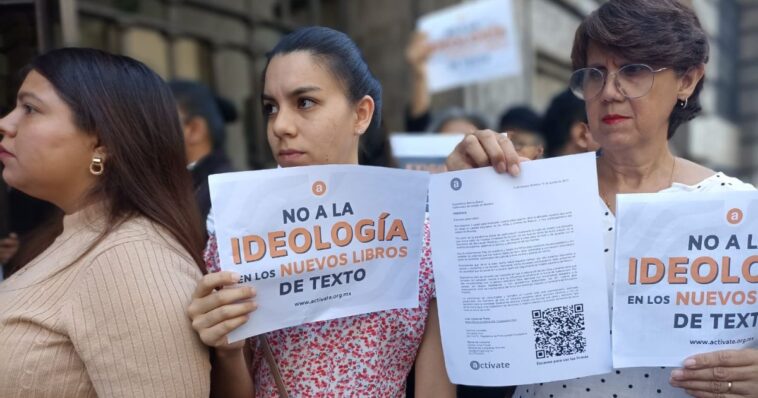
[445,1,757,397]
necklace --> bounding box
[600,156,677,211]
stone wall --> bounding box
[104,0,757,176]
[739,1,758,184]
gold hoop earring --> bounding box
[89,156,104,176]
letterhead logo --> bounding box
[451,177,462,191]
[312,181,327,196]
[469,360,510,370]
[727,208,743,225]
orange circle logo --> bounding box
[312,181,326,196]
[727,208,743,225]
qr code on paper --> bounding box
[532,303,586,359]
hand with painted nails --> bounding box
[445,129,526,175]
[669,348,758,397]
[187,271,258,350]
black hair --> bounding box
[264,26,383,134]
[542,89,587,156]
[498,105,543,134]
[572,0,708,138]
[427,107,489,132]
[169,79,229,148]
[215,95,238,124]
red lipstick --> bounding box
[602,114,631,125]
[0,144,13,159]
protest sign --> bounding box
[209,165,430,342]
[390,133,463,173]
[613,191,758,367]
[418,0,522,93]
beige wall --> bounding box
[739,3,758,184]
[122,27,169,77]
[214,49,252,169]
[172,38,203,81]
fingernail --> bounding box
[511,164,521,176]
[230,273,240,282]
[684,358,696,368]
[497,161,507,173]
[249,287,256,296]
[670,369,683,379]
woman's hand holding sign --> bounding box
[670,348,758,397]
[445,129,525,174]
[189,271,258,397]
[188,271,257,350]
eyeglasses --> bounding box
[569,64,668,101]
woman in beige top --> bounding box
[0,48,210,397]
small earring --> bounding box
[679,97,688,108]
[89,156,104,176]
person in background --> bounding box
[425,106,490,134]
[498,105,545,160]
[446,1,757,397]
[405,31,490,134]
[0,48,210,397]
[1,182,60,279]
[542,88,599,157]
[169,80,235,229]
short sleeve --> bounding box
[206,206,216,235]
[420,220,436,303]
[204,232,222,273]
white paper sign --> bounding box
[418,0,522,93]
[390,133,463,173]
[429,152,612,386]
[613,191,758,367]
[209,165,430,342]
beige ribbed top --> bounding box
[0,207,210,397]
